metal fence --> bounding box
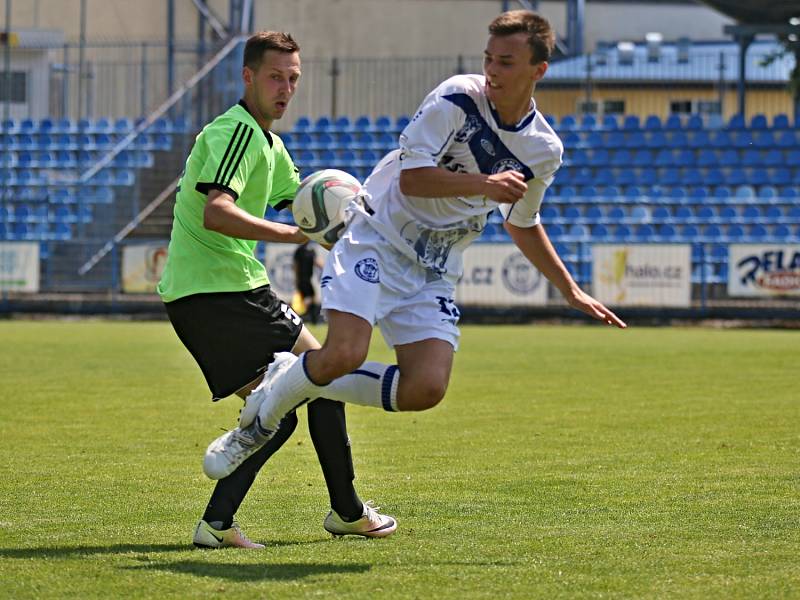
[0,39,798,315]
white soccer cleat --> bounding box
[240,352,298,428]
[203,426,265,480]
[323,501,397,538]
[192,519,265,549]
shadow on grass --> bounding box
[121,560,371,581]
[0,538,328,559]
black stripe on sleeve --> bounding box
[222,126,254,188]
[213,122,244,185]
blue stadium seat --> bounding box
[763,149,783,167]
[591,224,609,238]
[655,149,674,167]
[646,131,667,149]
[371,115,392,132]
[585,205,603,222]
[686,114,703,130]
[580,114,597,130]
[540,205,560,222]
[703,224,723,240]
[601,115,618,130]
[559,114,577,131]
[333,116,351,132]
[697,149,718,167]
[623,186,643,202]
[773,224,791,239]
[352,115,371,132]
[606,131,625,148]
[665,114,683,130]
[661,168,681,185]
[293,116,311,132]
[652,206,671,222]
[630,206,651,223]
[313,116,331,133]
[753,130,774,148]
[710,130,731,148]
[732,131,753,149]
[559,185,576,202]
[683,168,703,186]
[623,115,640,130]
[759,185,778,201]
[713,186,732,201]
[310,132,334,150]
[589,148,609,166]
[657,224,678,240]
[726,224,745,240]
[780,186,799,199]
[719,206,738,222]
[717,149,739,167]
[632,149,653,167]
[634,224,655,240]
[697,205,717,222]
[675,206,694,222]
[293,131,313,149]
[52,222,72,241]
[682,224,700,240]
[625,131,646,149]
[735,185,756,200]
[613,224,631,240]
[573,168,593,186]
[727,114,745,129]
[667,131,688,148]
[772,114,790,129]
[742,205,762,220]
[765,205,783,220]
[395,115,410,131]
[595,169,615,186]
[644,115,661,130]
[578,185,597,198]
[750,114,768,129]
[689,130,711,148]
[776,130,797,148]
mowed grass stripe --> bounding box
[0,322,797,599]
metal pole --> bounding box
[717,51,725,117]
[167,0,175,97]
[3,0,12,126]
[736,35,753,118]
[77,0,86,120]
[140,43,147,116]
[61,44,69,119]
[330,57,339,118]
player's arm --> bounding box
[204,189,307,243]
[398,167,526,204]
[505,221,626,328]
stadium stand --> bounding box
[271,110,800,284]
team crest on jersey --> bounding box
[354,258,380,283]
[480,138,496,156]
[491,158,524,174]
[454,114,482,143]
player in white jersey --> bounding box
[204,10,627,480]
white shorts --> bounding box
[321,217,461,350]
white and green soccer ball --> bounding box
[292,169,362,245]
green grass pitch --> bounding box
[0,320,797,599]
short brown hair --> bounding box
[243,31,299,70]
[488,10,555,64]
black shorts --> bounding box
[164,285,303,400]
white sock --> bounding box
[325,362,400,412]
[256,354,400,433]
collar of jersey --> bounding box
[487,97,537,132]
[236,100,273,147]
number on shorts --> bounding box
[280,303,303,325]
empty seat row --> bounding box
[0,133,172,152]
[539,204,800,225]
[561,129,800,150]
[0,204,92,224]
[566,148,800,168]
[0,116,191,134]
[0,169,135,187]
[558,166,800,188]
[0,150,154,169]
[552,184,799,203]
[292,115,410,134]
[555,113,796,133]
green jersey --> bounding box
[158,102,299,302]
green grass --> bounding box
[0,321,798,599]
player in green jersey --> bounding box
[158,31,395,549]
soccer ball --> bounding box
[292,169,362,245]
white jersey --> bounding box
[353,74,563,283]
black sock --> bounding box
[202,412,299,528]
[307,398,363,521]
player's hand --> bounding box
[483,170,527,204]
[566,288,627,328]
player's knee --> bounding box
[406,378,448,411]
[319,343,368,378]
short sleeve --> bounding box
[498,166,558,228]
[195,120,259,200]
[398,86,465,171]
[268,141,301,210]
